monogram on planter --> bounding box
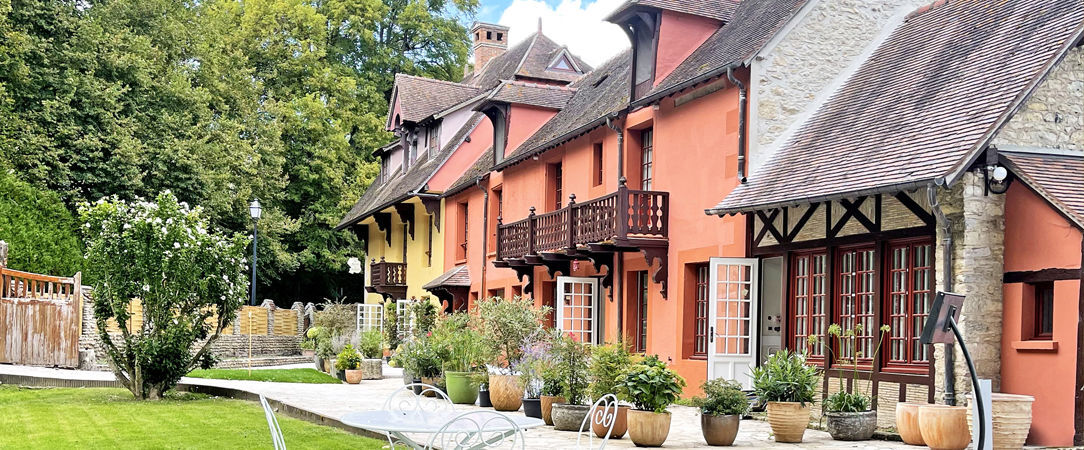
[550,331,592,431]
[617,355,686,447]
[587,342,633,439]
[475,296,551,412]
[752,349,819,443]
[690,379,748,446]
[822,324,891,441]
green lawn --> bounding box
[186,368,342,384]
[0,386,383,449]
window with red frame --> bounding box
[837,247,875,363]
[885,240,933,370]
[791,252,828,362]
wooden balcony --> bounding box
[495,183,670,297]
[366,258,407,300]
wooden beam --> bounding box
[351,224,369,250]
[373,212,393,246]
[421,197,442,232]
[755,209,784,246]
[1003,268,1082,284]
[393,203,416,240]
[894,191,936,226]
[786,203,820,242]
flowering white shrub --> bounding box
[80,191,249,399]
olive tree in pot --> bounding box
[617,355,686,447]
[474,296,550,412]
[752,348,819,443]
[434,313,489,404]
[691,379,749,446]
[588,342,633,439]
[823,324,890,441]
[550,332,592,431]
[336,345,363,384]
[357,329,385,380]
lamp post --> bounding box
[249,199,262,306]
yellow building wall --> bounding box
[360,197,444,307]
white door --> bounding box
[556,277,601,344]
[707,258,759,389]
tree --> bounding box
[80,192,249,399]
[0,169,83,276]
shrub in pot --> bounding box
[588,342,633,438]
[474,296,550,411]
[550,332,592,431]
[822,324,890,441]
[517,336,552,419]
[308,327,334,372]
[617,355,685,447]
[539,363,564,425]
[335,345,363,384]
[474,371,493,407]
[691,379,748,446]
[752,348,819,443]
[357,329,384,380]
[300,326,322,358]
[413,336,444,396]
[433,313,489,404]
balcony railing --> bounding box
[497,184,668,261]
[369,258,406,288]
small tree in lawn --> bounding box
[80,192,248,399]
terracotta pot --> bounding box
[627,409,671,447]
[701,414,740,446]
[765,402,810,443]
[825,410,876,441]
[966,393,1034,450]
[895,402,926,445]
[523,398,543,419]
[918,405,970,450]
[552,403,591,431]
[592,404,629,439]
[489,374,523,411]
[344,369,363,384]
[540,395,565,425]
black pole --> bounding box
[251,221,258,306]
[949,316,985,450]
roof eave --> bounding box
[706,179,935,216]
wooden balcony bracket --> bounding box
[393,203,415,240]
[373,212,393,246]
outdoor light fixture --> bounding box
[249,198,263,220]
[984,164,1011,195]
[249,198,262,306]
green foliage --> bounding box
[383,301,402,352]
[824,390,870,413]
[691,379,749,417]
[516,333,552,399]
[359,329,383,359]
[411,300,437,338]
[0,170,83,277]
[821,323,891,412]
[751,349,819,405]
[314,301,355,337]
[306,326,335,359]
[80,192,248,399]
[396,336,443,378]
[187,368,341,384]
[474,296,551,372]
[540,364,563,397]
[335,344,362,371]
[552,331,591,405]
[617,355,686,413]
[431,313,488,373]
[589,341,633,401]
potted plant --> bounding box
[434,313,488,404]
[335,344,363,384]
[617,355,685,447]
[539,363,565,425]
[823,324,890,441]
[517,335,551,419]
[752,348,819,443]
[414,335,444,396]
[474,371,493,407]
[308,326,333,372]
[474,296,550,411]
[395,340,425,392]
[358,329,384,380]
[550,332,592,431]
[300,326,320,358]
[588,342,632,438]
[691,379,748,446]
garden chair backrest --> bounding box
[382,383,454,416]
[577,394,619,450]
[425,410,525,450]
[260,395,287,450]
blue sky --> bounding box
[472,0,630,66]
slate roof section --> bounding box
[710,0,1084,215]
[463,33,591,88]
[444,148,495,198]
[493,51,632,171]
[423,265,472,290]
[1003,151,1084,228]
[485,81,577,110]
[636,0,808,107]
[391,75,482,124]
[607,0,740,22]
[336,113,486,229]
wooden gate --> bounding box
[0,262,83,368]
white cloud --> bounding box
[495,0,629,67]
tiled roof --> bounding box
[493,51,632,170]
[336,113,486,229]
[637,0,808,106]
[392,74,482,124]
[485,81,576,110]
[607,0,740,22]
[1003,150,1084,227]
[443,148,495,198]
[515,34,591,82]
[423,265,472,290]
[463,33,590,87]
[710,0,1084,215]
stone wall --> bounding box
[751,0,923,169]
[993,45,1084,151]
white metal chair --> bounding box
[382,382,454,415]
[577,394,619,450]
[260,395,287,450]
[425,410,526,450]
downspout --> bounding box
[476,176,490,298]
[726,67,748,183]
[606,115,626,336]
[928,183,956,406]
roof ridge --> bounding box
[501,79,577,91]
[395,73,478,89]
[905,0,949,20]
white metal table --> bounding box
[341,410,544,449]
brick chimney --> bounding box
[472,22,509,76]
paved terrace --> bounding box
[0,363,915,449]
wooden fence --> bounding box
[0,241,83,368]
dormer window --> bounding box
[482,105,508,164]
[547,49,582,73]
[614,10,659,99]
[427,122,441,156]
